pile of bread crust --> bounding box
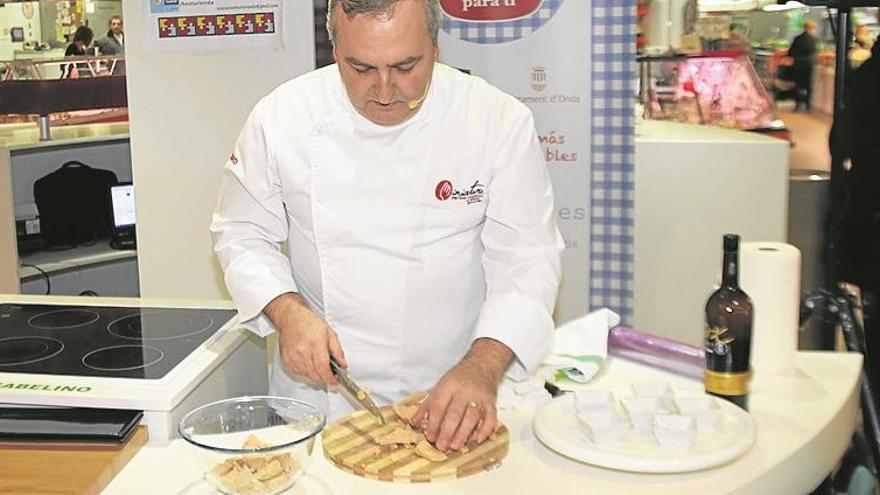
[367,403,455,463]
[208,435,298,495]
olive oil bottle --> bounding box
[705,234,753,409]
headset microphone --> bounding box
[406,82,431,111]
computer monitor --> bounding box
[110,183,136,249]
[111,183,136,228]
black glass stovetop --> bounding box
[0,303,237,379]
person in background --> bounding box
[851,25,875,67]
[211,0,562,453]
[94,15,124,55]
[788,19,816,111]
[65,26,93,57]
[788,19,818,112]
[855,25,875,51]
[726,22,750,51]
[842,36,880,326]
[62,26,93,79]
[832,35,880,396]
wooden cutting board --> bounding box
[0,425,148,495]
[322,398,509,482]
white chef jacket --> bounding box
[211,62,563,419]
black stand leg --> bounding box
[839,294,880,470]
[809,289,880,472]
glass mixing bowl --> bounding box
[178,396,325,495]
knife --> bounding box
[544,381,566,398]
[329,356,385,424]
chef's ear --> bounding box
[432,44,439,61]
[333,45,339,64]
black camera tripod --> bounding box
[802,288,880,473]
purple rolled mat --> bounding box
[608,326,705,380]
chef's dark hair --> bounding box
[327,0,440,46]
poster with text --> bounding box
[143,0,284,52]
[439,0,590,323]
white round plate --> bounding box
[533,391,756,473]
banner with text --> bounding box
[143,0,284,52]
[439,0,590,323]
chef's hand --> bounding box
[264,292,347,386]
[411,338,513,452]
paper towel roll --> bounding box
[740,242,802,376]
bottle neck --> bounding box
[722,250,739,288]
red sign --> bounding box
[435,180,453,201]
[439,0,542,22]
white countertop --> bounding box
[18,242,137,281]
[0,294,234,310]
[635,119,784,144]
[103,351,861,495]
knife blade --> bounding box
[329,356,385,424]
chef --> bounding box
[211,0,562,452]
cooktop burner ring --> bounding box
[82,345,165,371]
[106,311,215,341]
[0,336,64,366]
[27,309,100,330]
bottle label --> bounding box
[706,325,734,357]
[704,369,751,396]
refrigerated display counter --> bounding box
[639,51,790,142]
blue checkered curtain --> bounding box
[590,1,636,322]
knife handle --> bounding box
[328,356,343,376]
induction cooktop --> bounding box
[0,303,237,379]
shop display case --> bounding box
[639,51,787,139]
[1,54,124,81]
[0,55,127,135]
[750,49,783,93]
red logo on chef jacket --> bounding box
[435,180,453,200]
[440,0,542,21]
[229,153,238,165]
[435,180,486,204]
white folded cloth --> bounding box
[497,308,621,412]
[497,375,551,412]
[543,308,621,384]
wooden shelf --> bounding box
[0,426,148,495]
[18,241,136,281]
